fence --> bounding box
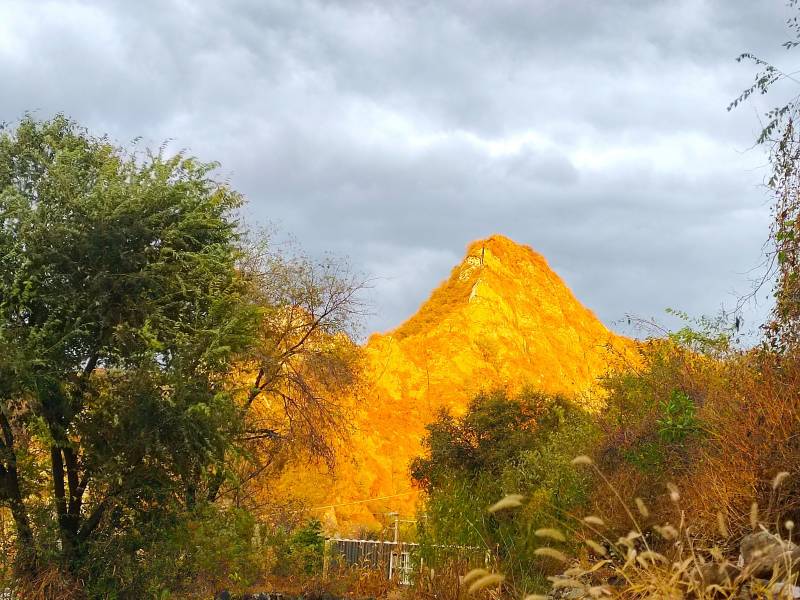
[323,538,417,584]
[323,538,490,586]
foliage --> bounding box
[286,518,325,576]
[411,389,544,491]
[0,114,366,596]
[411,388,597,595]
[210,237,366,510]
[83,505,265,598]
[265,518,325,578]
[592,327,800,542]
[0,114,262,593]
[480,457,800,600]
[418,313,800,597]
[729,1,800,349]
[656,390,698,444]
[438,336,800,598]
[664,308,737,355]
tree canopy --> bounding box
[0,115,365,595]
[0,115,256,590]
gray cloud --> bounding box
[0,0,791,338]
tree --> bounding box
[410,388,596,593]
[411,389,543,492]
[730,0,800,347]
[0,115,258,581]
[206,240,367,507]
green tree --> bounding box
[0,115,258,585]
[411,388,596,594]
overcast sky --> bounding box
[1,0,794,339]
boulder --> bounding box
[689,561,741,588]
[740,531,800,579]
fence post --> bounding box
[323,538,331,579]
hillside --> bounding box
[276,235,635,530]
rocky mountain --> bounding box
[274,235,635,530]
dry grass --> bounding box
[12,567,85,600]
[680,351,800,536]
[408,559,494,600]
[593,345,800,541]
[473,454,800,599]
[256,564,401,599]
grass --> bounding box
[464,455,800,599]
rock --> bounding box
[689,561,741,588]
[215,592,231,600]
[771,581,800,598]
[740,531,800,579]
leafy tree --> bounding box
[411,388,596,594]
[0,115,258,585]
[287,518,325,575]
[411,389,544,491]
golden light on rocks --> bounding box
[272,235,637,531]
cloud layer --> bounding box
[1,0,791,337]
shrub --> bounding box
[411,388,598,596]
[78,504,266,598]
[267,518,326,578]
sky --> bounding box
[0,0,795,339]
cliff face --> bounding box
[366,234,631,410]
[275,235,635,530]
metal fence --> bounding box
[324,538,491,586]
[323,538,417,584]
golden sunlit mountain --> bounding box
[274,235,635,530]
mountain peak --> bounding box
[461,234,553,285]
[281,236,635,529]
[466,232,538,259]
[387,235,585,344]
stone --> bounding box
[689,561,741,588]
[740,531,800,579]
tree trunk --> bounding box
[0,412,36,575]
[50,446,79,562]
[7,466,35,574]
[50,445,90,570]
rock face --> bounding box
[275,235,635,529]
[364,235,632,408]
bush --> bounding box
[78,504,266,599]
[267,518,325,578]
[470,455,800,599]
[411,388,598,596]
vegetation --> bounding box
[4,7,800,599]
[406,310,800,597]
[0,114,259,592]
[411,389,597,594]
[400,8,800,598]
[0,115,363,598]
[267,518,325,577]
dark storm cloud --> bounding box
[0,0,790,336]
